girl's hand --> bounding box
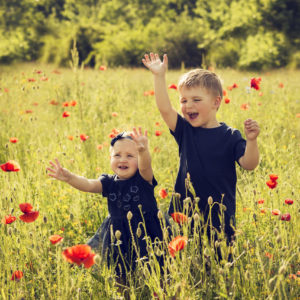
[47,158,72,182]
[142,53,168,76]
[244,119,260,141]
[130,127,148,152]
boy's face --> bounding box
[179,86,221,128]
[110,139,138,180]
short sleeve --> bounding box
[170,113,185,146]
[98,174,113,197]
[233,130,246,163]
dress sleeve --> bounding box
[169,113,184,146]
[98,174,112,197]
[233,130,246,163]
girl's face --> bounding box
[110,139,138,180]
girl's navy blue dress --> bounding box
[87,170,164,276]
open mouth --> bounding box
[118,166,128,170]
[187,112,198,120]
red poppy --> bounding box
[62,111,70,118]
[224,98,230,104]
[284,199,293,205]
[227,86,233,91]
[19,203,33,213]
[168,236,188,257]
[155,130,162,136]
[70,100,77,106]
[27,78,36,82]
[50,100,59,105]
[260,208,266,214]
[99,66,107,71]
[3,215,17,224]
[35,70,42,74]
[266,180,277,189]
[32,102,39,106]
[257,199,264,205]
[280,213,291,221]
[40,77,48,81]
[52,70,61,74]
[97,144,103,150]
[278,83,284,88]
[9,137,18,143]
[269,174,278,181]
[67,135,74,141]
[109,133,116,139]
[223,90,227,96]
[155,122,160,126]
[19,211,39,223]
[4,88,9,93]
[296,113,300,118]
[159,189,168,199]
[49,235,63,245]
[232,83,238,88]
[168,84,177,90]
[240,103,249,110]
[25,110,33,114]
[11,270,23,281]
[62,102,69,107]
[272,209,280,216]
[111,112,118,117]
[144,90,155,96]
[80,134,89,141]
[1,160,21,172]
[265,252,273,259]
[250,77,261,90]
[259,92,263,97]
[112,128,119,134]
[62,244,95,268]
[171,212,188,224]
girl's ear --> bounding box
[215,96,221,109]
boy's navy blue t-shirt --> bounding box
[169,114,246,237]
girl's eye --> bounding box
[128,155,133,158]
[181,100,187,104]
[115,154,120,157]
[194,99,201,102]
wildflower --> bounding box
[250,77,261,90]
[232,83,238,88]
[62,102,69,107]
[155,122,160,126]
[208,196,213,205]
[240,103,249,110]
[272,209,281,216]
[19,211,39,223]
[19,203,33,213]
[155,130,162,136]
[144,90,155,96]
[266,180,277,189]
[67,136,74,141]
[284,199,293,205]
[296,113,300,118]
[127,211,133,221]
[97,144,103,150]
[168,84,177,90]
[269,174,278,181]
[278,83,284,88]
[40,76,48,81]
[99,66,107,71]
[3,215,17,224]
[259,92,263,96]
[1,160,21,172]
[168,236,188,257]
[111,112,118,117]
[9,137,18,143]
[52,70,61,74]
[223,90,227,96]
[171,212,188,224]
[159,189,168,199]
[11,270,23,281]
[69,100,77,106]
[49,235,63,245]
[32,102,39,106]
[62,111,70,118]
[224,98,230,104]
[50,99,59,105]
[265,252,273,259]
[257,199,264,205]
[62,244,95,268]
[80,134,89,141]
[260,208,266,214]
[27,78,36,82]
[25,110,33,114]
[280,213,291,221]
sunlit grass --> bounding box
[0,61,299,299]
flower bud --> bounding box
[193,213,200,222]
[175,193,181,199]
[183,197,191,205]
[115,230,121,240]
[94,255,101,265]
[43,216,48,224]
[157,210,163,219]
[127,211,133,221]
[208,196,213,205]
[273,227,279,236]
[136,227,142,238]
[194,197,200,203]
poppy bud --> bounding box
[157,210,163,219]
[127,211,133,221]
[193,213,200,222]
[136,227,142,238]
[273,227,279,236]
[8,227,13,236]
[94,255,101,265]
[175,193,181,199]
[183,197,191,205]
[115,230,121,240]
[43,216,48,224]
[208,196,213,205]
[194,197,200,203]
[220,204,227,211]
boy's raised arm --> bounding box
[47,158,102,193]
[142,53,178,132]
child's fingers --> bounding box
[150,52,155,61]
[46,167,56,174]
[144,129,148,137]
[49,161,57,168]
[138,127,142,136]
[55,158,62,168]
[132,127,138,137]
[163,54,168,65]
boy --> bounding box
[142,53,259,243]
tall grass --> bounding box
[0,58,299,299]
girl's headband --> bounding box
[110,132,133,146]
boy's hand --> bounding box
[130,127,148,152]
[47,158,72,182]
[244,119,260,141]
[142,53,168,76]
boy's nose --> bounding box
[120,156,127,162]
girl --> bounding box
[47,128,165,281]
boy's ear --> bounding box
[215,96,221,108]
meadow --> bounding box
[0,53,299,299]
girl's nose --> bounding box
[119,156,127,162]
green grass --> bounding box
[0,59,299,299]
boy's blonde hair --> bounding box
[178,69,223,99]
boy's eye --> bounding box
[115,154,120,157]
[181,100,187,104]
[127,155,133,158]
[194,99,201,102]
